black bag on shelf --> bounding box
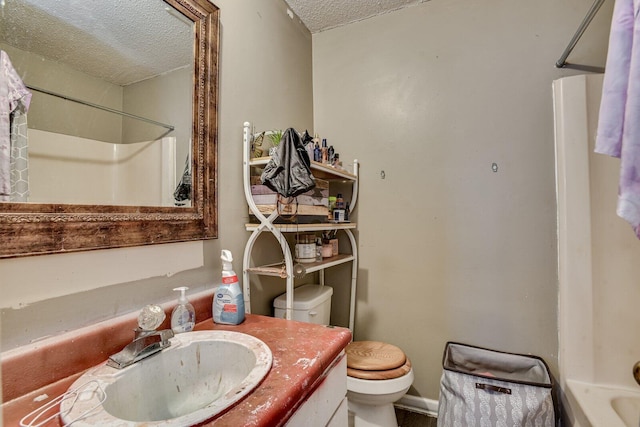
[261,128,315,198]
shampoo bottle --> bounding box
[321,139,328,163]
[213,250,245,325]
[171,286,195,333]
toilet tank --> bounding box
[273,284,333,325]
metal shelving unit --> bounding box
[242,121,359,331]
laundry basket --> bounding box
[437,342,556,427]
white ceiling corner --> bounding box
[283,0,427,33]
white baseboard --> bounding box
[394,394,439,418]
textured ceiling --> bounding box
[0,0,193,86]
[284,0,428,33]
[0,0,427,87]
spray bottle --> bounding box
[213,250,245,325]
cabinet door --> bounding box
[327,398,347,427]
[285,353,347,427]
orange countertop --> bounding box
[2,308,351,427]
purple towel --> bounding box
[595,0,640,238]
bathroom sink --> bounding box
[60,330,272,426]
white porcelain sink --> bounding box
[60,330,272,426]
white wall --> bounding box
[312,0,612,401]
[0,0,313,353]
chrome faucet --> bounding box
[107,328,174,369]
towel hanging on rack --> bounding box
[595,0,640,238]
[0,50,32,202]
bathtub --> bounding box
[567,380,640,427]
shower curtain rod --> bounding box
[556,0,606,73]
[26,84,175,131]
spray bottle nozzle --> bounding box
[221,250,233,271]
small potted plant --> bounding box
[268,129,283,156]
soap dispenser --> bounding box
[171,286,195,333]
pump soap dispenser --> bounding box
[171,286,196,333]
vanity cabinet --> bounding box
[1,311,352,427]
[242,122,359,330]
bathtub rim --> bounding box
[566,379,640,427]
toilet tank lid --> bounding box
[274,284,333,310]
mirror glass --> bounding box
[0,0,219,258]
[0,0,193,207]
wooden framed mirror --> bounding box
[0,0,218,258]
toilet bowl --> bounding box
[345,341,414,427]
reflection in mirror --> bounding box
[0,0,219,257]
[1,0,194,207]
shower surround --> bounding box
[27,129,177,206]
[554,74,640,426]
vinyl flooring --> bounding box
[395,408,438,427]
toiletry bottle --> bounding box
[333,193,345,222]
[321,139,328,164]
[311,133,320,159]
[314,142,321,162]
[316,237,323,262]
[306,139,314,159]
[328,145,335,165]
[213,250,245,325]
[334,153,341,169]
[171,286,196,333]
[328,196,337,220]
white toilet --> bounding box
[345,340,414,427]
[273,288,414,427]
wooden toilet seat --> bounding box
[346,341,412,380]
